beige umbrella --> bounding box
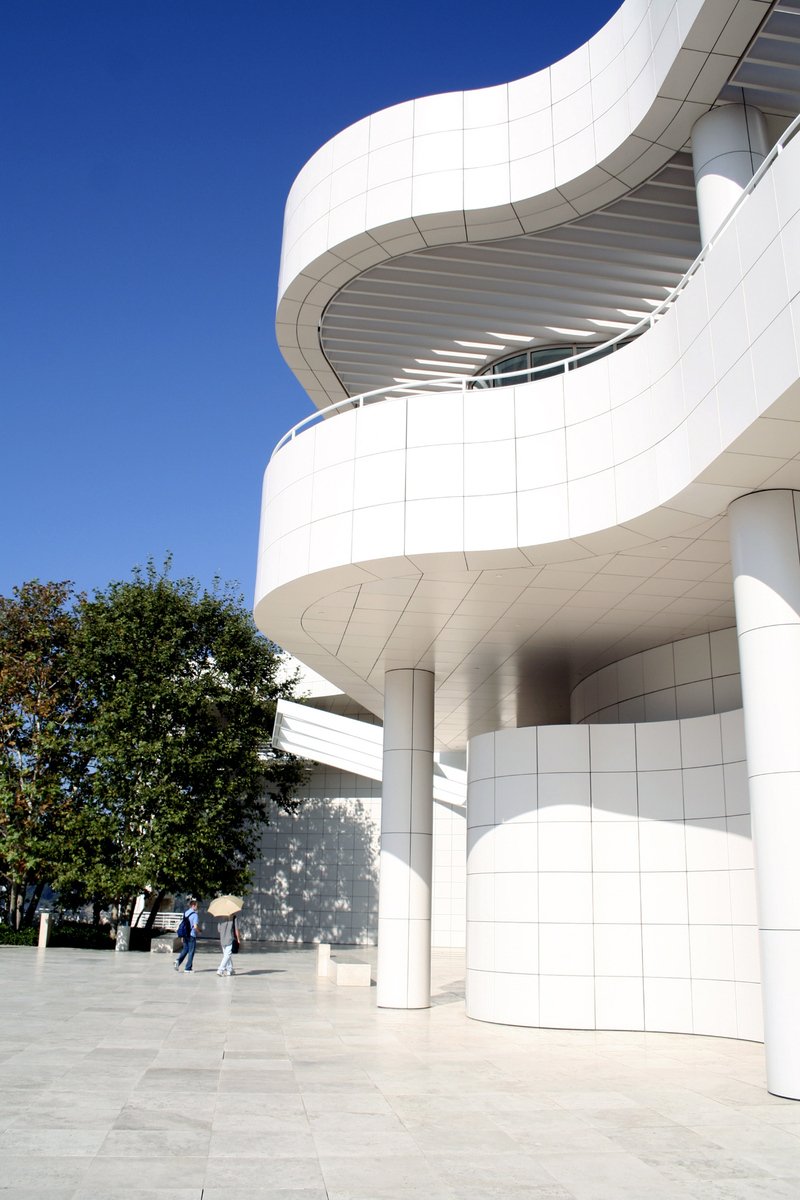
[208,895,243,917]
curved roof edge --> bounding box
[257,124,800,741]
[276,0,770,408]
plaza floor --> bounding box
[1,944,799,1199]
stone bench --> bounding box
[316,942,371,987]
[150,935,178,954]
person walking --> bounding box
[174,898,199,972]
[216,911,239,976]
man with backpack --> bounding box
[174,898,199,972]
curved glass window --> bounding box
[474,339,631,388]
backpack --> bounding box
[176,910,192,939]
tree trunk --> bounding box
[22,881,45,928]
[142,888,167,934]
[8,881,19,930]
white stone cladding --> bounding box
[433,800,467,950]
[465,711,759,1040]
[249,774,380,945]
[247,764,466,948]
[571,628,742,724]
[258,0,800,1094]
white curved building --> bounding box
[256,0,800,1100]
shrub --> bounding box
[0,924,38,946]
[51,920,114,949]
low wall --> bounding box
[466,712,761,1041]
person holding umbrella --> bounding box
[209,895,242,976]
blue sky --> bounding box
[1,0,620,604]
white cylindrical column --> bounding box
[729,490,800,1100]
[692,103,769,245]
[376,668,434,1009]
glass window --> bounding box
[531,346,572,380]
[470,337,636,390]
[574,342,614,367]
[494,353,528,387]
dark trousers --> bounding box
[177,936,196,970]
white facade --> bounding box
[466,713,760,1041]
[249,774,466,950]
[256,0,800,1099]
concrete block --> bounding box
[150,935,176,954]
[328,958,371,986]
[37,912,51,948]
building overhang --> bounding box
[276,0,800,408]
[258,117,800,745]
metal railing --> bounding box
[272,111,800,460]
[136,910,182,931]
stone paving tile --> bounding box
[0,1191,76,1200]
[318,1151,450,1194]
[536,1148,696,1199]
[0,1156,93,1190]
[73,1191,202,1200]
[691,1178,800,1199]
[6,1095,127,1131]
[214,1092,306,1116]
[80,1154,205,1189]
[203,1191,327,1200]
[0,1128,108,1157]
[302,1089,394,1116]
[97,1128,212,1157]
[202,1155,325,1190]
[429,1150,569,1191]
[2,944,799,1199]
[208,1128,317,1159]
[112,1094,216,1130]
[325,1188,457,1200]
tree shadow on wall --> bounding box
[245,795,380,946]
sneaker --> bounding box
[173,961,180,971]
[216,970,225,976]
[184,969,192,973]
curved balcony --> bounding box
[277,0,771,406]
[257,123,800,744]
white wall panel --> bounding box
[572,629,740,722]
[250,764,465,949]
[275,0,769,408]
[465,710,759,1040]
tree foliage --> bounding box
[0,565,309,926]
[0,581,84,928]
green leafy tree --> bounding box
[0,581,84,928]
[65,561,308,923]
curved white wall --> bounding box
[465,713,761,1040]
[258,130,800,661]
[276,0,769,405]
[571,628,741,723]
